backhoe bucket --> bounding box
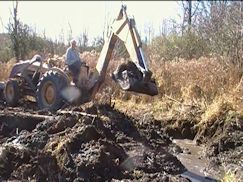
[128,79,158,96]
[111,68,158,96]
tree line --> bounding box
[0,1,242,70]
[0,1,104,62]
[148,1,242,69]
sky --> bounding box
[0,1,183,44]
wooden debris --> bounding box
[57,110,97,118]
[0,110,54,120]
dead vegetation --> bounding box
[0,58,17,81]
[0,52,242,181]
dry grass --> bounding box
[0,58,17,81]
[221,168,242,182]
[99,55,242,126]
[201,93,242,124]
[150,57,241,100]
[0,53,242,118]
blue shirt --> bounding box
[65,47,81,65]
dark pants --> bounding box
[68,61,81,84]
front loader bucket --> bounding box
[111,69,158,96]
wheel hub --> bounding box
[6,84,14,100]
[42,81,56,105]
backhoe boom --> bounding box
[90,5,158,98]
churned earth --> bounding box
[0,101,188,181]
[0,98,242,181]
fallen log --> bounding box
[0,110,55,120]
[0,110,97,121]
[0,107,98,126]
[56,110,97,118]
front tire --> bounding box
[36,70,68,111]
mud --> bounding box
[0,100,242,181]
[0,103,189,181]
[195,112,243,180]
[173,139,210,177]
[162,109,243,180]
[118,103,243,180]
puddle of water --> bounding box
[173,139,217,180]
[181,171,217,182]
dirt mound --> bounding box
[194,111,243,178]
[126,101,242,179]
[195,112,242,154]
[0,104,187,181]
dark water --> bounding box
[173,139,220,182]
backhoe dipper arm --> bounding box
[90,6,158,99]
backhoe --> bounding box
[3,5,158,111]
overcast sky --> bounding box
[0,1,183,44]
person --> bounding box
[65,39,82,84]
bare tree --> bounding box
[144,22,154,44]
[8,0,20,60]
[181,0,200,33]
[188,0,192,27]
[8,0,33,60]
[160,19,168,36]
[192,1,242,68]
[67,21,73,43]
[92,36,104,52]
[78,29,89,52]
[0,17,4,33]
[59,28,65,44]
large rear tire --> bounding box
[0,82,5,101]
[4,79,20,106]
[36,70,68,111]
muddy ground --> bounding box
[120,103,243,179]
[0,101,188,182]
[0,99,242,181]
